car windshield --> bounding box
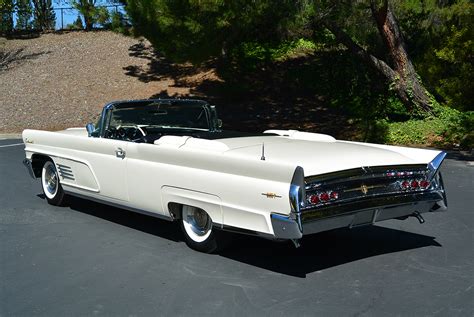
[108,103,210,130]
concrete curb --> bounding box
[0,134,22,139]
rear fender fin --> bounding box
[427,152,447,181]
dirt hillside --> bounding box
[1,31,358,139]
[0,31,197,133]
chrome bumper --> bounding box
[23,158,36,179]
[271,190,447,240]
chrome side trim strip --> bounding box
[57,164,75,181]
[62,182,99,193]
[215,224,274,239]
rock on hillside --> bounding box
[0,31,191,133]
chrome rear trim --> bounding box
[301,190,445,223]
[428,152,447,180]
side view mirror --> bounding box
[86,123,95,137]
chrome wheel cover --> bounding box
[42,161,58,198]
[182,206,212,243]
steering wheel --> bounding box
[104,127,117,139]
[117,125,147,141]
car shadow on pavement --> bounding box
[220,226,442,278]
[62,195,183,242]
[52,195,442,278]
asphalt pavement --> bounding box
[1,138,473,316]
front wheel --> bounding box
[41,160,66,206]
[180,205,222,253]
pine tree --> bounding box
[32,0,55,31]
[16,0,33,30]
[0,0,14,35]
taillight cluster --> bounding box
[307,191,339,205]
[386,171,417,177]
[386,170,431,191]
[400,179,430,191]
[305,170,433,207]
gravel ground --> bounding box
[0,31,354,139]
[0,31,188,133]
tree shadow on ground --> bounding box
[123,40,203,84]
[0,47,50,72]
[123,42,368,140]
[57,195,441,278]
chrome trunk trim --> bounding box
[270,159,448,240]
[301,190,445,223]
[302,157,447,213]
[304,164,427,184]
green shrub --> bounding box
[377,106,473,149]
[66,15,84,30]
[95,7,110,26]
[110,11,130,35]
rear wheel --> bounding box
[180,205,221,253]
[41,160,66,206]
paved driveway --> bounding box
[1,139,473,316]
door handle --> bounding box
[115,147,126,158]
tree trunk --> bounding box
[79,0,95,31]
[84,16,93,31]
[322,1,434,115]
[83,3,94,31]
[371,1,433,113]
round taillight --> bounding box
[411,180,419,189]
[330,191,339,200]
[401,180,410,190]
[320,192,330,202]
[309,194,320,204]
[419,180,430,189]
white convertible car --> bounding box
[22,99,447,252]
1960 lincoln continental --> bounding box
[22,99,448,252]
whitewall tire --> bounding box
[180,205,222,253]
[41,160,66,206]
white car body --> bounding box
[22,99,447,250]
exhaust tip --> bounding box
[412,211,425,224]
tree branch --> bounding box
[322,19,397,81]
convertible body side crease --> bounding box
[22,99,447,252]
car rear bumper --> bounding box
[271,189,447,240]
